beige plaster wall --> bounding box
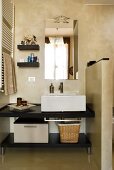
[0,93,10,143]
[10,1,114,105]
[10,0,81,103]
[86,60,113,170]
[0,93,9,105]
[86,62,102,169]
[79,5,114,99]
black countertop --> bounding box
[0,104,95,118]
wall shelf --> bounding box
[1,133,91,152]
[17,62,40,67]
[17,45,40,50]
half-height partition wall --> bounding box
[86,59,113,170]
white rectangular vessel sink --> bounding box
[41,95,86,112]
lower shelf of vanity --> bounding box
[1,133,91,149]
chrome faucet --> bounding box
[59,82,63,93]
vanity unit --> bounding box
[0,104,95,155]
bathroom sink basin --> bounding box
[41,94,86,112]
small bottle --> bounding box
[49,83,54,93]
[30,53,34,62]
[27,56,31,62]
[17,97,22,106]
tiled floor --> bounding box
[0,148,98,170]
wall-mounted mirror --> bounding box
[44,16,78,80]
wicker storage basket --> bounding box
[58,123,80,143]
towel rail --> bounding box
[0,54,4,92]
[0,0,14,90]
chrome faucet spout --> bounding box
[59,82,63,93]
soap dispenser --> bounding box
[49,83,54,93]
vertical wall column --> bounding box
[86,59,113,170]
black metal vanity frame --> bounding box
[0,104,95,155]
